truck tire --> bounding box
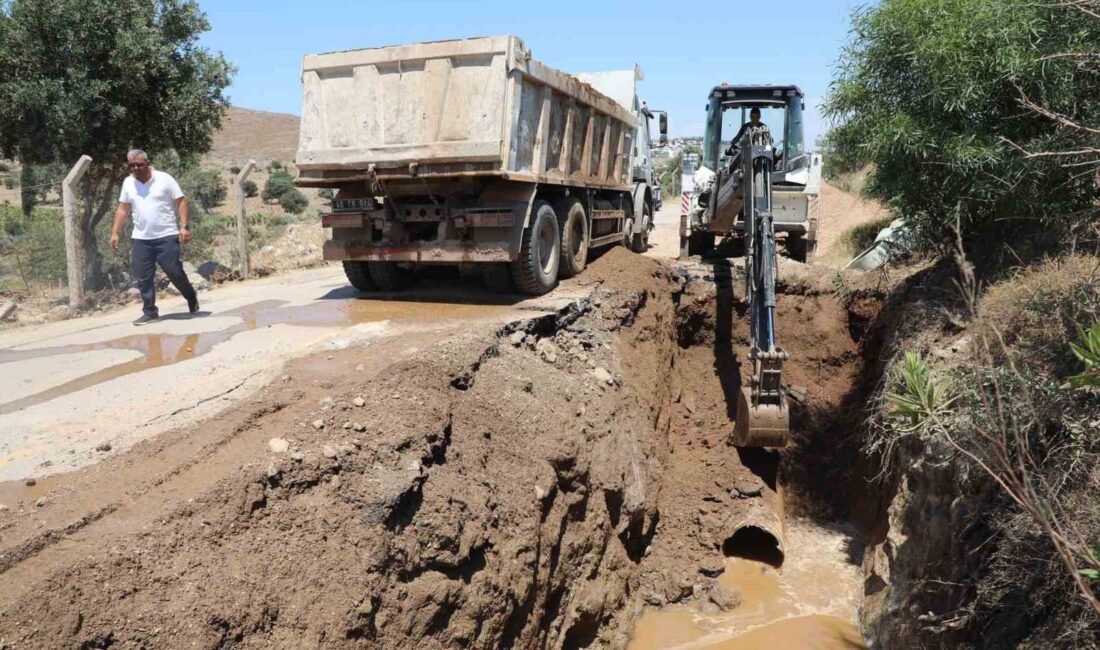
[342,261,377,292]
[510,201,560,295]
[629,202,652,253]
[368,261,417,291]
[482,263,514,293]
[556,199,588,279]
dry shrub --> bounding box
[868,253,1099,647]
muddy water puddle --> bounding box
[629,524,865,649]
[0,298,508,415]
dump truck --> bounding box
[295,36,666,294]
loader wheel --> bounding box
[510,201,560,295]
[368,261,417,291]
[686,231,716,257]
[342,261,376,292]
[787,234,811,263]
[482,263,514,293]
[557,199,589,279]
[629,203,651,253]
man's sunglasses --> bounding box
[128,162,148,169]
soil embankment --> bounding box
[0,249,889,648]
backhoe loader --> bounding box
[682,84,822,447]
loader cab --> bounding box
[702,84,806,178]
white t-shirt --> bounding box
[118,169,185,240]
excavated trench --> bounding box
[0,249,881,649]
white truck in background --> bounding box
[574,67,668,237]
[294,35,667,295]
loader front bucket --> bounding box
[732,386,790,448]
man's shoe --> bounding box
[133,313,160,326]
[188,298,200,314]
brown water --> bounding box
[0,298,508,415]
[628,525,865,649]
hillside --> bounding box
[208,106,300,166]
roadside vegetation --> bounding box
[827,0,1099,645]
[0,0,234,291]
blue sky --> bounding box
[198,0,868,144]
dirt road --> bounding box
[0,267,589,483]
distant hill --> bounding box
[208,107,300,167]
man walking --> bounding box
[110,149,199,325]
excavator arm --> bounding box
[732,132,790,447]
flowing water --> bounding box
[629,522,865,649]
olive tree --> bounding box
[0,0,234,288]
[825,0,1099,264]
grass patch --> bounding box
[839,215,893,258]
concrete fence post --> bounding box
[234,159,257,279]
[62,155,93,308]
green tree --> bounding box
[179,168,226,212]
[825,0,1099,261]
[262,170,294,202]
[0,0,234,289]
[279,188,308,215]
[242,179,258,198]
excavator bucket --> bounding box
[733,386,790,448]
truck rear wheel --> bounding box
[629,203,652,253]
[511,201,560,295]
[342,261,377,292]
[368,261,417,291]
[557,199,589,279]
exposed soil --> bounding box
[0,249,888,649]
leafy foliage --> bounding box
[1064,321,1100,389]
[178,168,226,212]
[0,0,233,288]
[262,171,294,202]
[887,350,954,432]
[825,0,1100,260]
[242,179,258,198]
[278,188,308,215]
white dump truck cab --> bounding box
[574,66,667,247]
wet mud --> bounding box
[0,297,508,415]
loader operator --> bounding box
[731,107,773,149]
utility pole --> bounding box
[62,155,93,308]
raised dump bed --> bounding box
[295,35,637,189]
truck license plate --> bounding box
[333,197,377,212]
